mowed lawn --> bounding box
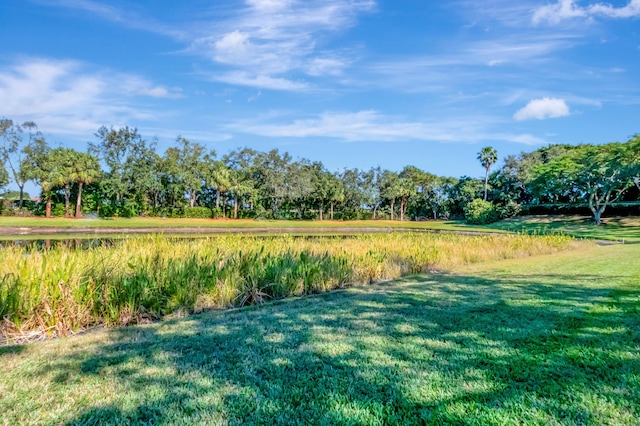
[487,215,640,243]
[1,244,639,425]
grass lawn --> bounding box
[486,215,640,243]
[1,244,639,425]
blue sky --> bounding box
[1,0,639,194]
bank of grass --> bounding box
[1,233,578,342]
[0,216,484,232]
[1,243,638,425]
[486,215,640,243]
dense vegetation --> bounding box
[1,243,638,424]
[2,118,639,223]
[0,233,578,342]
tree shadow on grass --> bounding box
[4,271,640,425]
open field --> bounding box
[1,243,638,425]
[486,215,640,243]
[0,233,576,342]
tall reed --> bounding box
[0,233,581,341]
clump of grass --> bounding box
[0,233,584,342]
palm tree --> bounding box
[228,168,253,219]
[477,147,498,201]
[209,161,231,217]
[71,152,100,218]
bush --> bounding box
[464,199,499,224]
[52,203,65,217]
[184,207,213,219]
[497,201,522,219]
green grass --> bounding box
[486,215,640,243]
[1,243,639,425]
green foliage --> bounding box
[496,200,522,219]
[531,139,640,224]
[464,198,499,224]
[52,203,65,217]
[184,206,213,218]
[0,162,9,189]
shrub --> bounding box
[497,201,522,219]
[464,199,499,224]
[184,206,213,219]
[52,203,65,217]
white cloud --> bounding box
[191,0,375,90]
[533,0,640,25]
[229,110,548,144]
[0,58,181,134]
[213,71,309,91]
[513,97,571,121]
[245,0,293,10]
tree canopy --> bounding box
[1,118,638,223]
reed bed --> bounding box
[0,232,581,342]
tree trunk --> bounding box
[18,185,25,211]
[222,194,227,218]
[233,196,238,219]
[433,208,437,220]
[390,199,395,221]
[330,202,334,220]
[46,198,52,218]
[484,168,489,201]
[216,190,220,209]
[64,184,71,217]
[319,206,323,221]
[75,182,84,218]
[189,188,196,208]
[591,206,604,225]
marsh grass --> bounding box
[1,233,582,342]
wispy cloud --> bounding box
[35,0,375,91]
[514,97,571,121]
[533,0,640,25]
[189,0,375,90]
[229,110,548,145]
[29,0,187,38]
[0,57,181,134]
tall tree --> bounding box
[71,152,101,218]
[21,138,53,217]
[254,149,290,218]
[379,170,400,220]
[90,126,142,204]
[0,119,46,209]
[123,136,163,212]
[477,147,498,201]
[532,138,640,224]
[207,160,231,216]
[224,148,257,218]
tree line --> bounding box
[1,118,639,223]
